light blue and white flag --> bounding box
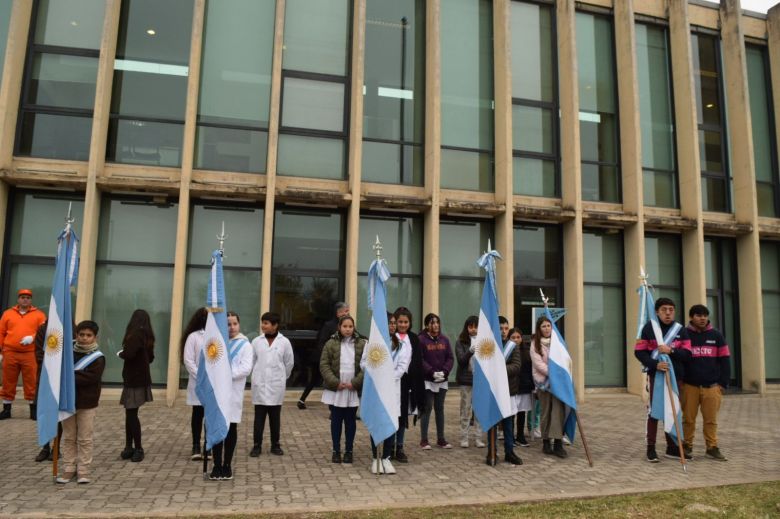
[37,226,79,446]
[544,306,578,443]
[637,281,683,443]
[360,257,398,444]
[195,250,232,449]
[472,247,513,430]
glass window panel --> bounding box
[10,193,84,256]
[643,168,677,208]
[440,148,493,192]
[763,292,780,379]
[440,0,494,152]
[33,0,105,49]
[6,263,56,312]
[93,264,173,384]
[702,176,728,213]
[439,278,482,346]
[283,0,349,76]
[579,112,617,163]
[282,77,344,132]
[272,274,340,331]
[512,157,556,197]
[187,203,263,268]
[440,220,493,277]
[198,0,275,126]
[576,13,616,115]
[746,46,775,183]
[116,0,193,65]
[644,234,682,288]
[273,210,343,271]
[194,126,267,173]
[583,231,623,284]
[757,182,777,218]
[277,134,344,179]
[357,275,421,337]
[512,105,553,154]
[28,54,98,109]
[692,34,723,127]
[18,113,92,160]
[361,141,423,186]
[699,129,724,174]
[760,241,780,291]
[107,118,183,167]
[584,285,625,386]
[0,0,12,86]
[363,0,425,144]
[97,199,178,263]
[581,163,619,203]
[704,240,719,289]
[358,215,422,275]
[111,70,189,121]
[510,1,553,103]
[513,225,561,283]
[184,268,261,342]
[636,24,675,172]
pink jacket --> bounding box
[529,339,549,387]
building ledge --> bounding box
[513,203,575,223]
[96,176,180,195]
[360,192,431,212]
[644,213,698,231]
[758,217,780,238]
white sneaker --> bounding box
[475,439,486,448]
[563,436,571,446]
[370,458,381,474]
[56,472,74,484]
[532,428,541,439]
[77,476,90,484]
[381,458,396,474]
[460,440,469,448]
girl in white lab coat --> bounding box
[181,307,208,460]
[249,312,294,457]
[209,311,253,480]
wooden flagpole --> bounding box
[52,437,59,481]
[664,370,688,473]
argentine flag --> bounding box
[637,282,682,443]
[544,306,578,443]
[37,226,79,446]
[360,256,398,444]
[195,250,232,449]
[471,248,512,430]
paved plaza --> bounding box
[0,389,778,517]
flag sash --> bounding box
[73,351,104,371]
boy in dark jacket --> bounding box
[682,304,730,461]
[57,321,105,485]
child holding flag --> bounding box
[320,315,365,464]
[509,328,534,448]
[530,316,567,459]
[182,307,208,460]
[57,321,105,484]
[391,306,424,463]
[455,316,484,448]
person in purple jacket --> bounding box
[418,313,454,450]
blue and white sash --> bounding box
[503,341,516,361]
[651,322,682,360]
[74,351,104,371]
[228,337,249,363]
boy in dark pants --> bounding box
[682,305,730,461]
[635,298,692,462]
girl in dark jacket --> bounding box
[455,316,484,448]
[118,309,155,462]
[508,328,534,447]
[418,313,454,449]
[392,306,425,463]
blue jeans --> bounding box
[487,416,515,455]
[329,405,357,453]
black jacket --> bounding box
[455,338,474,386]
[74,349,105,409]
[517,342,535,394]
[119,332,155,388]
[685,322,730,388]
[400,331,426,428]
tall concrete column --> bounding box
[345,0,366,312]
[668,0,707,309]
[494,0,514,318]
[166,0,206,404]
[260,0,287,315]
[615,0,645,395]
[557,0,585,400]
[0,0,33,274]
[75,0,121,322]
[721,0,764,393]
[423,0,441,316]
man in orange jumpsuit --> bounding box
[0,289,47,420]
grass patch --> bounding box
[204,481,780,519]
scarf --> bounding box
[540,336,551,348]
[74,341,99,354]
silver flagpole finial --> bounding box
[217,221,228,254]
[487,239,492,253]
[373,235,383,260]
[639,266,649,286]
[539,288,549,307]
[65,202,74,231]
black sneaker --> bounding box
[542,440,554,455]
[332,451,342,463]
[393,448,408,463]
[35,445,51,463]
[553,440,568,459]
[297,400,306,410]
[270,445,284,456]
[516,435,530,448]
[221,466,233,480]
[209,465,222,481]
[504,452,523,465]
[665,445,693,460]
[342,451,353,464]
[131,447,144,462]
[191,447,202,461]
[684,445,693,458]
[249,445,261,457]
[120,447,134,460]
[646,446,660,463]
[705,447,727,461]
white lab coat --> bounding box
[183,330,205,406]
[251,332,294,406]
[227,333,253,423]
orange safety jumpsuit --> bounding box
[0,305,46,401]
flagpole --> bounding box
[52,436,59,481]
[664,370,688,473]
[540,289,593,467]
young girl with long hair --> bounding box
[529,316,567,458]
[418,313,453,449]
[455,315,484,448]
[181,307,208,460]
[508,328,533,448]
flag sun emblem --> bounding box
[205,339,224,364]
[45,329,64,356]
[476,338,496,360]
[366,343,389,369]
